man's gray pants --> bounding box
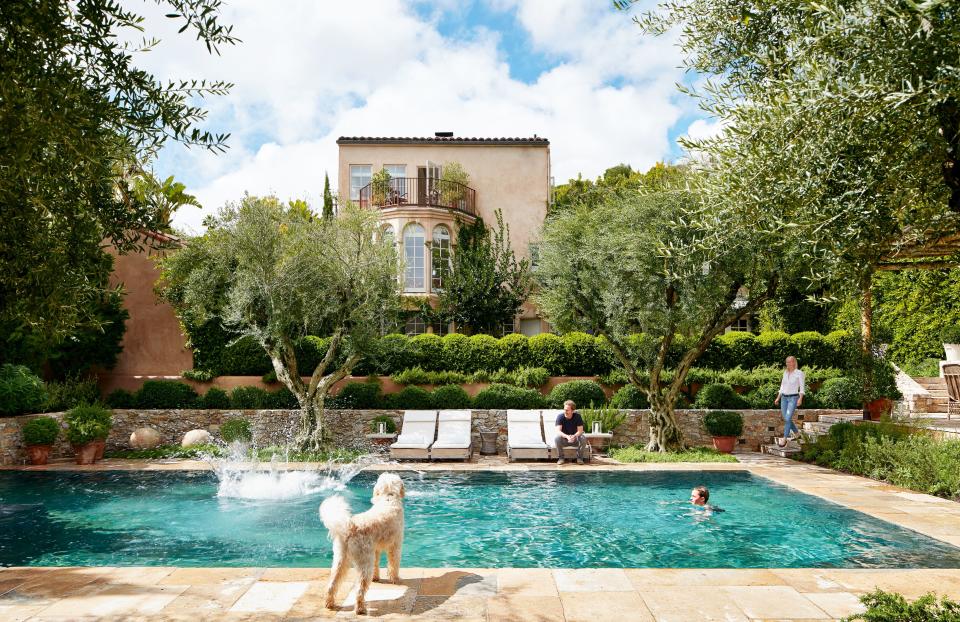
[554,434,588,459]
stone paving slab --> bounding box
[13,566,960,621]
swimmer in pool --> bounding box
[689,485,725,512]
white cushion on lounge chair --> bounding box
[431,410,472,449]
[390,411,437,450]
[542,411,563,440]
[507,410,548,449]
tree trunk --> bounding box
[295,394,327,452]
[646,393,683,452]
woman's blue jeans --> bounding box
[781,394,800,437]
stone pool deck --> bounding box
[3,453,960,620]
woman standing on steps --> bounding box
[773,356,805,448]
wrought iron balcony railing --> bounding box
[358,177,477,217]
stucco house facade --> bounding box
[337,134,551,336]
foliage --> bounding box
[198,387,231,410]
[43,376,100,412]
[106,389,136,409]
[322,173,334,219]
[898,359,942,378]
[844,589,960,622]
[370,168,392,203]
[435,211,532,334]
[158,196,402,450]
[507,366,550,388]
[609,446,738,463]
[943,325,960,345]
[816,378,863,409]
[183,369,215,382]
[551,162,687,213]
[0,0,234,341]
[136,380,198,409]
[384,386,433,410]
[430,384,473,409]
[473,383,546,409]
[440,162,470,204]
[261,369,278,384]
[800,424,960,499]
[64,404,112,444]
[528,333,567,375]
[693,384,748,410]
[747,383,780,409]
[498,333,530,370]
[229,386,271,410]
[391,367,469,386]
[467,334,501,371]
[369,414,397,434]
[580,405,627,434]
[328,381,384,409]
[266,387,298,409]
[107,444,224,459]
[22,416,59,446]
[546,380,607,409]
[0,364,48,416]
[220,418,252,443]
[408,334,444,371]
[609,384,649,409]
[702,410,743,437]
[562,332,613,376]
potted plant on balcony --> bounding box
[22,416,60,465]
[440,162,470,208]
[702,410,743,454]
[371,169,392,205]
[942,325,960,362]
[64,404,112,465]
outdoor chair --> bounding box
[541,410,592,462]
[389,410,438,460]
[506,410,550,461]
[944,363,960,421]
[430,410,473,461]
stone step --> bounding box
[764,444,802,458]
[803,422,833,434]
[818,414,862,424]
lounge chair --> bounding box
[506,410,550,461]
[389,410,437,460]
[945,363,960,421]
[541,411,592,462]
[429,410,473,461]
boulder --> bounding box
[129,427,161,449]
[181,429,212,447]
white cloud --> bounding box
[128,0,699,233]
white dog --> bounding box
[319,472,405,614]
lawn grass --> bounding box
[608,445,739,463]
[106,444,364,462]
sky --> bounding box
[130,0,718,233]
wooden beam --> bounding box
[876,260,960,271]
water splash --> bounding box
[210,442,383,500]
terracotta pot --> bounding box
[865,398,893,421]
[73,442,98,465]
[94,438,106,461]
[711,435,737,454]
[26,444,52,466]
[585,436,610,454]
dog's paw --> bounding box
[324,595,337,610]
[356,603,367,615]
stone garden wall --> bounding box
[0,408,862,465]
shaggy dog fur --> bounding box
[319,472,405,614]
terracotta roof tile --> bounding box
[336,136,549,146]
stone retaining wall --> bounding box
[1,409,861,465]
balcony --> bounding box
[358,177,477,217]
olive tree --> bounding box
[159,197,401,450]
[536,188,784,451]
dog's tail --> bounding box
[319,494,353,538]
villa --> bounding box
[338,133,552,337]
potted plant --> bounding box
[370,169,392,205]
[64,404,112,465]
[440,162,470,207]
[21,416,60,465]
[366,415,398,448]
[581,405,627,454]
[942,326,960,362]
[702,410,743,454]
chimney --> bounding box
[435,131,453,138]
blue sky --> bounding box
[135,0,713,232]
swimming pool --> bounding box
[1,469,958,568]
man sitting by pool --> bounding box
[554,399,588,465]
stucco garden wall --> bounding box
[0,409,862,465]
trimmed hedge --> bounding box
[329,381,383,409]
[609,384,649,409]
[22,416,59,446]
[136,380,198,409]
[384,386,433,410]
[431,384,472,408]
[693,383,749,409]
[473,383,546,409]
[546,380,607,409]
[184,329,855,379]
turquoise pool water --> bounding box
[2,470,959,568]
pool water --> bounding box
[2,470,959,568]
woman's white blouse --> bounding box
[779,369,805,395]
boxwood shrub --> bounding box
[546,380,607,409]
[106,389,136,409]
[693,383,749,409]
[816,377,861,409]
[498,333,530,370]
[198,387,231,409]
[473,383,546,409]
[384,386,433,410]
[22,416,60,446]
[702,410,744,437]
[136,380,198,409]
[747,383,780,409]
[562,332,610,376]
[609,384,649,409]
[528,333,566,375]
[329,381,383,409]
[220,417,252,443]
[266,387,298,409]
[431,384,472,409]
[441,333,472,372]
[408,334,444,371]
[229,386,271,409]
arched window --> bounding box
[431,224,451,291]
[381,224,395,244]
[403,223,425,291]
